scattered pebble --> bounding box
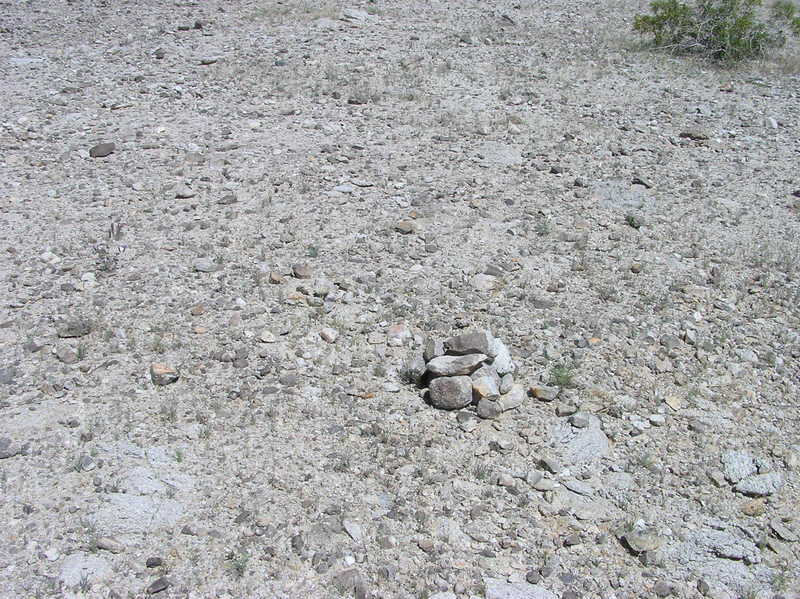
[150,363,180,386]
[89,142,115,158]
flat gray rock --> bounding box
[550,488,619,522]
[445,329,492,356]
[489,337,515,374]
[59,552,112,587]
[0,437,21,459]
[591,179,655,212]
[496,384,525,414]
[721,450,757,483]
[89,142,115,158]
[551,414,610,464]
[193,257,219,273]
[90,494,185,535]
[734,472,784,497]
[426,354,487,377]
[690,527,761,564]
[423,337,445,362]
[477,142,524,167]
[118,465,193,496]
[477,398,502,419]
[484,578,558,599]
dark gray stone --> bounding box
[531,385,559,401]
[484,578,558,599]
[427,354,487,377]
[445,330,492,356]
[89,142,115,158]
[59,552,112,587]
[477,398,502,419]
[429,376,473,410]
[146,576,172,594]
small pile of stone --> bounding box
[410,329,524,419]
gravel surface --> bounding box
[1,1,799,598]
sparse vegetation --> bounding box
[535,216,551,237]
[633,0,800,62]
[635,453,659,472]
[550,362,575,388]
[771,559,792,591]
[228,550,250,578]
[625,213,643,230]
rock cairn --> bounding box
[408,329,523,419]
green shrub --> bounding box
[633,0,800,62]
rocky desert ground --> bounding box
[1,0,799,598]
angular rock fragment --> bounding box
[721,450,757,484]
[445,329,492,356]
[56,346,80,364]
[89,142,115,158]
[770,518,798,542]
[484,578,557,599]
[395,220,415,234]
[429,376,473,410]
[734,472,784,497]
[423,337,445,362]
[146,576,172,594]
[530,385,559,401]
[426,353,487,377]
[333,568,364,594]
[175,184,196,199]
[387,322,412,346]
[471,364,500,400]
[471,273,497,291]
[621,529,665,554]
[477,398,502,419]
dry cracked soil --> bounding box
[1,1,800,598]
